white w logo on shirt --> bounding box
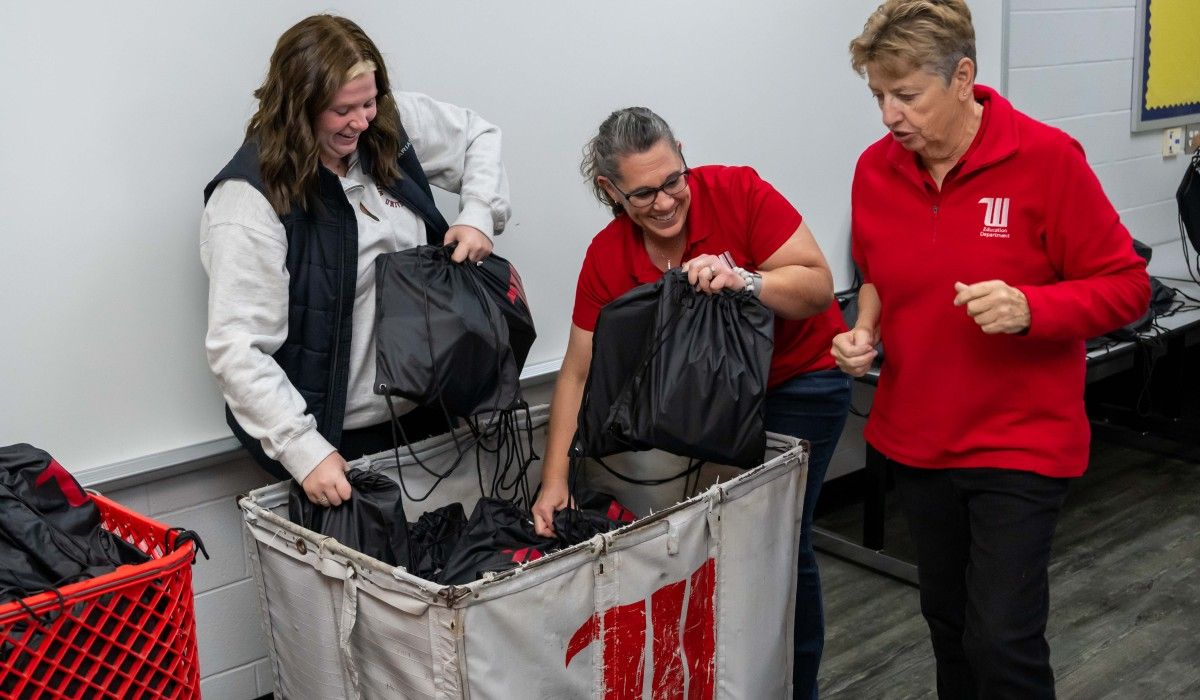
[978,197,1011,228]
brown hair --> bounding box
[246,15,406,214]
[848,0,976,83]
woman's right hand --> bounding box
[682,254,740,294]
[532,477,572,537]
[831,327,878,377]
[302,451,353,507]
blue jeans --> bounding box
[764,369,852,699]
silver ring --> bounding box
[475,260,484,266]
[318,495,329,504]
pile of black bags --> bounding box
[290,473,634,585]
[1,443,148,603]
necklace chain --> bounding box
[645,237,682,271]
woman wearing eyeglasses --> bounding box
[531,106,850,698]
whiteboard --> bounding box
[0,0,1003,475]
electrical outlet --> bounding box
[1187,123,1200,153]
[1163,126,1185,157]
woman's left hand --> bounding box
[444,225,493,263]
[682,254,745,295]
[953,280,1030,334]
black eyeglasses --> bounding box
[611,167,690,208]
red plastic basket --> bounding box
[0,493,201,699]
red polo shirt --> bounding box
[851,85,1150,477]
[573,165,845,388]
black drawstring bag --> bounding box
[288,469,411,568]
[574,279,662,460]
[1179,149,1200,257]
[374,245,535,417]
[1,444,148,603]
[374,245,538,565]
[1178,149,1200,281]
[1087,239,1179,346]
[471,253,537,372]
[435,490,635,585]
[436,497,555,585]
[406,502,468,581]
[575,268,774,468]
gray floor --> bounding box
[815,438,1200,699]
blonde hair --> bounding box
[246,16,406,214]
[849,0,976,82]
[346,59,376,82]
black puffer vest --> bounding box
[204,139,450,479]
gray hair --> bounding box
[582,107,680,216]
[849,0,977,84]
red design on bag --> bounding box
[501,547,543,564]
[606,501,637,523]
[34,459,89,507]
[507,265,527,306]
[565,558,716,699]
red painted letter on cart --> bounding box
[683,559,716,699]
[565,558,716,699]
[564,600,646,699]
[650,579,687,699]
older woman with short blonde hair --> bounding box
[833,1,1149,697]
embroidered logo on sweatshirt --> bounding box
[376,186,405,209]
[978,197,1011,238]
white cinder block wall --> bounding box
[91,4,1197,698]
[1007,0,1193,270]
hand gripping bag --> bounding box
[436,497,555,585]
[288,468,412,568]
[576,268,774,468]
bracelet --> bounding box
[732,267,762,298]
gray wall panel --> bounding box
[1048,112,1162,162]
[1010,0,1132,11]
[1008,8,1134,68]
[1009,62,1133,120]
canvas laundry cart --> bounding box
[239,404,807,699]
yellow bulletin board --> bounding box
[1132,0,1200,130]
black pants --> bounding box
[339,404,454,461]
[881,447,1071,700]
